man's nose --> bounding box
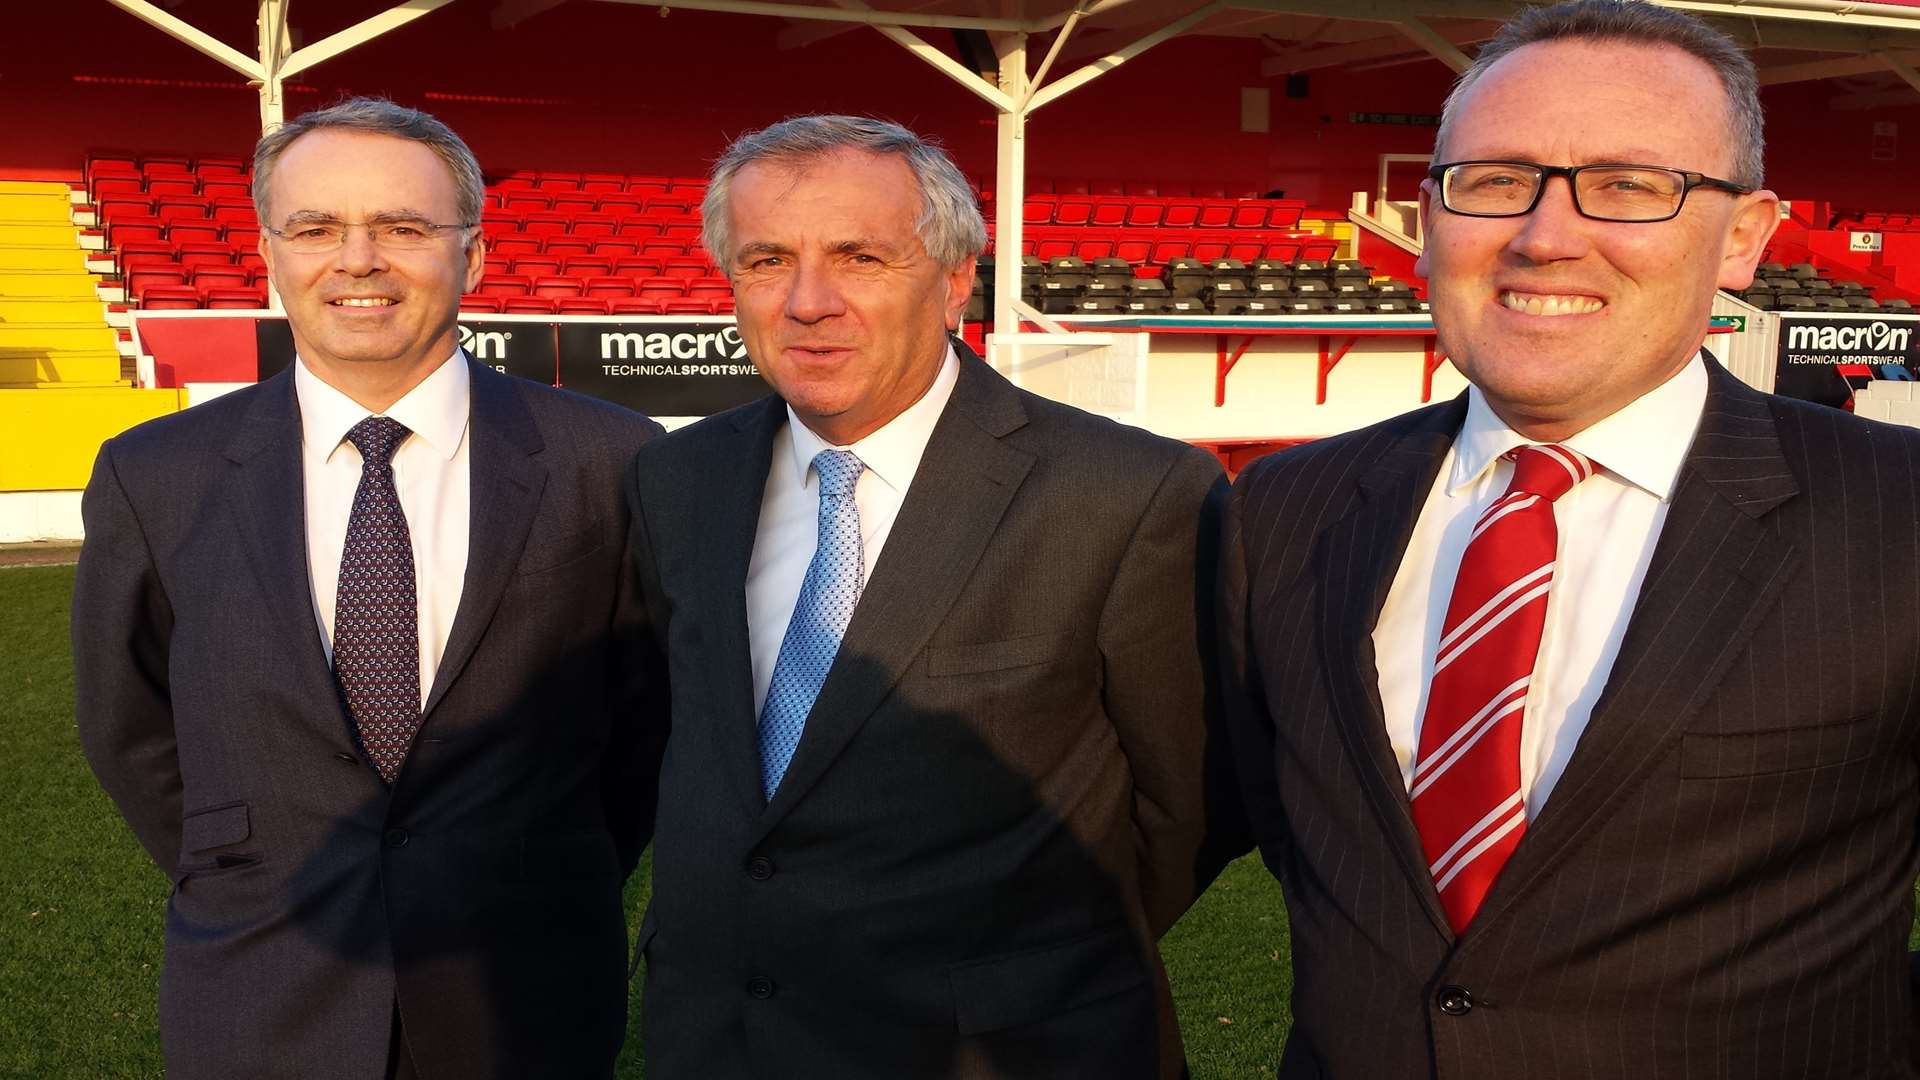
[784,260,847,322]
[1506,175,1593,264]
[332,225,389,275]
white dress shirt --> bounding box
[1374,353,1708,817]
[746,346,960,715]
[295,350,471,709]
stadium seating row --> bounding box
[1730,261,1915,313]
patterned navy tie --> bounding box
[757,449,866,801]
[334,415,420,783]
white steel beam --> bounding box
[1660,0,1920,35]
[280,0,465,79]
[594,0,1028,32]
[258,0,290,129]
[103,0,265,79]
[1394,16,1471,72]
[1881,48,1920,94]
[1027,1,1224,111]
[993,34,1030,334]
[1019,5,1086,110]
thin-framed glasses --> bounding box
[1427,161,1753,223]
[262,217,476,254]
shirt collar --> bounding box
[784,344,959,496]
[1449,352,1708,502]
[294,348,470,464]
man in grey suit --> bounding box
[626,115,1232,1078]
[72,98,660,1079]
[1223,3,1920,1077]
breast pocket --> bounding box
[926,631,1073,677]
[1679,715,1878,779]
[515,520,605,577]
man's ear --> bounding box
[1414,179,1437,280]
[1717,189,1781,292]
[464,230,487,295]
[942,259,975,331]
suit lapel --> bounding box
[709,398,786,819]
[1311,400,1465,940]
[1475,360,1802,928]
[423,360,546,718]
[754,352,1035,836]
[224,370,351,739]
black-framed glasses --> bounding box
[262,218,476,254]
[1428,161,1753,223]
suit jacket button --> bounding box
[333,751,358,765]
[1436,986,1473,1016]
[384,828,410,849]
[747,976,774,999]
[747,856,774,881]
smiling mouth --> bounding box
[329,297,396,308]
[1499,290,1604,317]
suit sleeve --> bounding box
[71,440,184,878]
[603,438,671,878]
[1218,469,1288,874]
[1096,446,1250,938]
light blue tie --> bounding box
[758,449,866,801]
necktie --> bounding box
[757,449,866,801]
[333,415,420,784]
[1411,443,1595,933]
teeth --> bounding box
[333,298,394,308]
[1501,291,1602,317]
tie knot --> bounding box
[1505,444,1595,502]
[346,416,411,467]
[812,449,865,497]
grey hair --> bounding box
[1435,0,1765,188]
[252,97,486,237]
[702,115,987,270]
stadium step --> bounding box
[0,183,78,224]
[0,247,86,272]
[0,386,181,491]
[0,270,97,297]
[0,298,107,323]
[0,348,125,386]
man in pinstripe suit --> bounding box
[1223,2,1920,1076]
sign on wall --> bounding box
[1773,313,1920,407]
[255,317,771,417]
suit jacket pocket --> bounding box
[180,802,250,855]
[516,520,605,577]
[1680,715,1876,779]
[948,926,1148,1036]
[926,631,1072,677]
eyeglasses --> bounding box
[1428,161,1753,223]
[262,218,476,254]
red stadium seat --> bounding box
[505,194,549,212]
[202,179,251,200]
[1114,238,1151,263]
[1230,203,1267,229]
[1266,202,1305,228]
[1054,199,1093,226]
[178,242,233,269]
[614,257,663,278]
[140,284,202,310]
[224,225,260,249]
[617,221,661,240]
[584,276,635,298]
[565,256,613,278]
[532,276,582,298]
[146,177,198,197]
[550,192,596,214]
[544,236,593,257]
[557,297,610,315]
[460,295,505,313]
[503,296,559,314]
[98,195,153,221]
[118,239,176,264]
[1263,240,1301,261]
[514,256,562,277]
[167,222,222,244]
[638,281,685,301]
[128,266,187,297]
[191,266,249,290]
[592,239,639,257]
[1034,237,1074,261]
[663,224,701,244]
[597,196,643,217]
[483,255,513,276]
[205,286,266,310]
[1162,203,1200,228]
[479,274,532,297]
[109,217,165,244]
[210,200,255,225]
[1075,238,1115,260]
[494,172,538,191]
[1089,200,1127,227]
[488,232,541,255]
[1125,203,1164,228]
[536,172,581,192]
[641,240,685,259]
[1191,238,1229,261]
[91,175,144,196]
[660,258,706,280]
[1196,202,1233,229]
[155,200,209,222]
[1023,201,1052,225]
[1091,178,1126,196]
[1225,239,1262,261]
[582,173,625,194]
[608,297,665,315]
[1055,178,1090,195]
[627,177,670,199]
[571,214,618,237]
[522,212,570,236]
[1149,238,1191,263]
[663,298,715,316]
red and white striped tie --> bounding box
[1411,443,1595,934]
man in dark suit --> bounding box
[1224,3,1920,1076]
[72,98,660,1080]
[626,115,1230,1078]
